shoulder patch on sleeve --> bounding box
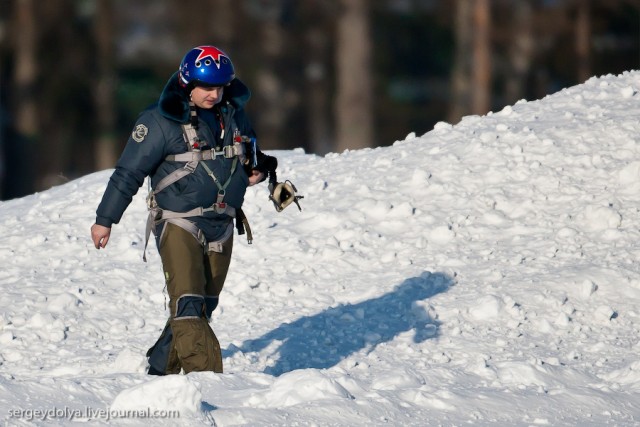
[132,124,149,143]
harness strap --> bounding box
[156,139,241,197]
[153,160,198,195]
[142,200,238,261]
[206,221,234,253]
[165,218,233,254]
[167,151,215,162]
[200,157,238,192]
[166,218,204,246]
[166,148,239,162]
[143,207,160,262]
[143,214,201,262]
[160,203,236,219]
[236,208,253,244]
[143,211,237,261]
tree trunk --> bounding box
[472,0,491,115]
[5,0,38,197]
[575,1,591,83]
[449,0,473,123]
[506,1,534,103]
[94,0,118,170]
[335,0,373,152]
[255,11,287,150]
[14,0,38,138]
[304,25,332,155]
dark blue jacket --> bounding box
[96,73,267,242]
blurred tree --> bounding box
[449,0,473,122]
[209,0,235,48]
[37,1,94,189]
[449,0,492,120]
[505,1,534,103]
[1,0,638,199]
[372,2,452,144]
[450,0,639,119]
[299,1,334,155]
[575,1,591,83]
[472,0,491,115]
[169,0,235,48]
[94,0,118,170]
[252,0,290,151]
[13,0,37,139]
[5,0,37,198]
[335,0,374,151]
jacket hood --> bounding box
[158,72,252,123]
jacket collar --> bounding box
[158,72,252,123]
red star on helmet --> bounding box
[195,46,226,69]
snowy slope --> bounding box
[1,71,640,426]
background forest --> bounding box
[0,0,638,200]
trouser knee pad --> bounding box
[171,295,222,373]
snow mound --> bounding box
[250,370,354,408]
[1,71,640,426]
[111,375,202,415]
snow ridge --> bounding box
[1,71,640,425]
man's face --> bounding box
[190,85,224,109]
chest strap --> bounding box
[166,145,244,162]
[152,160,198,197]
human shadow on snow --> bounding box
[224,271,454,376]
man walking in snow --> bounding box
[90,45,277,375]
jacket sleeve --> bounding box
[254,151,277,176]
[95,112,167,227]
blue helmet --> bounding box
[178,45,235,88]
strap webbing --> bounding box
[236,208,253,244]
[200,157,238,192]
[152,161,198,196]
[206,221,234,253]
[166,218,203,245]
[160,203,236,219]
[143,209,158,262]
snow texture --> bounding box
[1,71,640,426]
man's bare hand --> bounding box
[91,224,111,249]
[248,170,265,186]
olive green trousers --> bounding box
[147,222,232,374]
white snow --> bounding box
[1,71,640,426]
